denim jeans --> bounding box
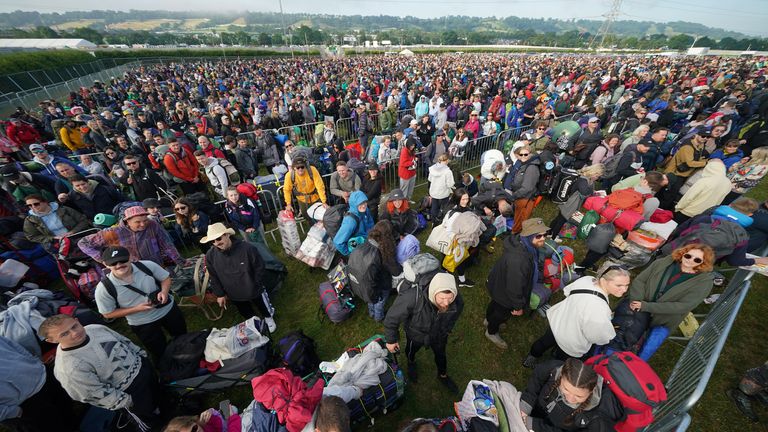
[367,289,390,322]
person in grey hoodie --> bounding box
[329,161,362,204]
[0,336,76,431]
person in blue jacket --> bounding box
[710,139,746,170]
[333,190,375,256]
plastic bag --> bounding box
[578,210,600,240]
[277,210,301,256]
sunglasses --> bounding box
[471,114,478,117]
[27,202,43,207]
[110,260,129,266]
[537,127,546,130]
[518,153,530,157]
[683,253,703,264]
[175,206,187,210]
[125,161,138,166]
[534,233,548,239]
[31,150,46,153]
[295,166,306,170]
[212,236,227,243]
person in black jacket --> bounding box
[549,164,604,240]
[520,358,623,432]
[361,164,383,222]
[119,154,168,201]
[484,218,549,350]
[202,223,277,333]
[380,189,418,238]
[63,174,126,220]
[348,220,402,322]
[384,272,463,393]
[601,140,650,191]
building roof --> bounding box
[0,39,97,49]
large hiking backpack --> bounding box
[601,151,631,179]
[607,189,645,215]
[398,253,441,293]
[317,281,354,323]
[347,241,380,303]
[661,216,749,259]
[217,159,241,185]
[550,168,580,204]
[322,204,360,240]
[278,330,321,378]
[586,352,667,432]
[536,157,560,197]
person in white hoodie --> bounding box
[428,153,455,224]
[523,264,631,368]
[194,150,229,199]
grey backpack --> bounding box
[400,253,441,292]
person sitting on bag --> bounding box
[548,164,603,242]
[348,220,402,322]
[283,156,328,220]
[379,189,419,238]
[202,223,277,333]
[333,190,375,256]
[523,263,630,368]
[484,218,550,350]
[625,244,716,360]
[520,358,623,432]
[384,272,464,394]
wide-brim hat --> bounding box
[200,222,236,243]
[520,218,550,237]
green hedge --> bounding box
[94,48,319,59]
[0,50,95,75]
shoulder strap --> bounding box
[569,289,608,304]
[103,262,160,307]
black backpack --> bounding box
[278,330,320,378]
[322,204,360,240]
[550,168,580,204]
[347,241,379,303]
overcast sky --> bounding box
[2,0,765,37]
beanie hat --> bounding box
[428,273,457,306]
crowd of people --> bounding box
[1,51,768,431]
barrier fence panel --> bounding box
[646,280,753,432]
[276,121,326,147]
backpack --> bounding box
[322,204,360,240]
[217,159,241,185]
[536,159,560,197]
[236,182,273,225]
[101,261,162,308]
[398,253,441,292]
[317,281,353,323]
[586,352,667,432]
[606,189,645,215]
[601,151,632,180]
[346,157,367,181]
[661,217,749,259]
[549,168,580,204]
[278,330,321,378]
[347,241,380,303]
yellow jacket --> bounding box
[59,127,87,151]
[664,141,707,177]
[283,166,327,205]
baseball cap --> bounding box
[29,143,46,153]
[0,164,20,179]
[102,246,130,265]
[388,189,405,201]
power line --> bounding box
[589,0,623,49]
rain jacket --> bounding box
[333,191,374,256]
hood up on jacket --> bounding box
[428,272,458,307]
[348,190,369,215]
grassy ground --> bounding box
[91,179,768,431]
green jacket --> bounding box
[380,108,396,131]
[23,205,91,245]
[629,255,714,329]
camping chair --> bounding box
[175,255,224,321]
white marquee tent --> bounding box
[0,39,97,50]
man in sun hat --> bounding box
[79,205,183,268]
[484,217,550,350]
[202,223,277,332]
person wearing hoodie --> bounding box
[78,205,183,268]
[62,174,126,221]
[523,264,630,368]
[674,159,731,223]
[195,151,229,199]
[1,164,57,204]
[520,358,623,432]
[503,145,541,234]
[484,218,549,350]
[384,272,464,393]
[428,154,455,224]
[333,190,375,256]
[414,95,430,119]
[23,194,90,248]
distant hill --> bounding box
[0,10,754,40]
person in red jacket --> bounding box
[163,138,204,195]
[6,118,41,146]
[197,135,226,159]
[398,135,419,201]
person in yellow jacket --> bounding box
[59,119,88,151]
[663,129,709,197]
[283,155,328,219]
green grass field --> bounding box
[104,179,768,431]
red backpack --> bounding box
[586,352,667,432]
[607,189,646,215]
[236,182,259,202]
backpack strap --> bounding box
[103,261,162,308]
[569,289,608,304]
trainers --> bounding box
[485,330,508,350]
[458,278,476,288]
[728,389,760,422]
[407,362,419,383]
[522,354,538,369]
[264,317,277,333]
[482,319,506,330]
[438,375,459,393]
[553,237,563,244]
[536,304,551,318]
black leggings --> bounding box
[406,337,448,376]
[529,325,589,361]
[485,299,513,335]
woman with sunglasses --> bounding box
[523,263,630,368]
[172,197,210,249]
[502,145,541,234]
[626,243,715,360]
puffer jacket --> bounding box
[252,133,280,168]
[520,360,623,432]
[383,274,464,346]
[333,191,375,256]
[503,157,541,200]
